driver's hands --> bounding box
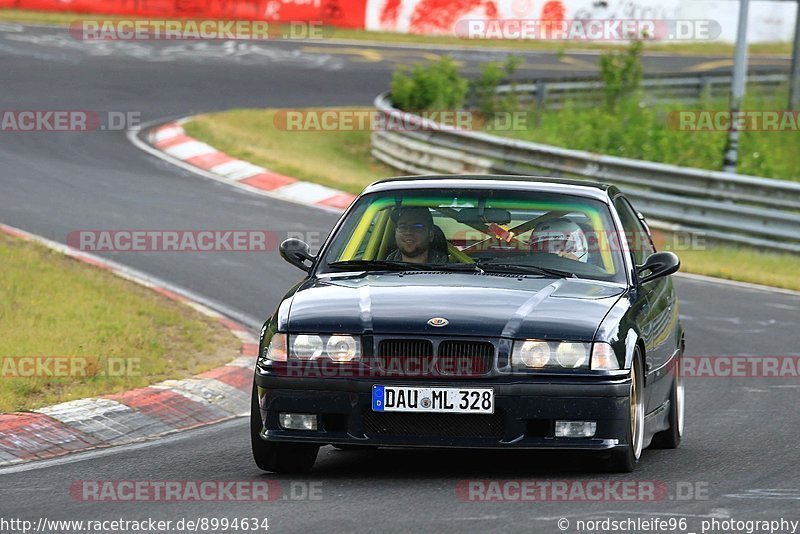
[557,251,580,261]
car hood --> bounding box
[286,272,625,341]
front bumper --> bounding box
[254,372,632,450]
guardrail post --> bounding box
[535,81,548,110]
[789,0,800,110]
[722,0,751,174]
[699,76,712,102]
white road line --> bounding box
[163,140,217,159]
[273,181,341,203]
[126,121,343,215]
[149,125,183,143]
[676,272,800,298]
[210,160,265,180]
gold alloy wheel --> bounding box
[631,356,645,459]
[676,362,685,437]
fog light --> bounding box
[279,413,318,431]
[555,420,596,438]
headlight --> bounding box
[290,333,361,363]
[326,335,360,362]
[512,340,550,368]
[512,340,616,370]
[263,332,288,362]
[292,334,324,360]
[555,342,588,368]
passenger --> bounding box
[530,218,589,262]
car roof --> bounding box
[362,175,619,203]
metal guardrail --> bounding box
[492,71,789,109]
[371,91,800,253]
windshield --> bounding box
[318,188,627,283]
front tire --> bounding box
[608,350,645,472]
[650,357,684,449]
[250,382,319,473]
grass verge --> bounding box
[185,107,800,291]
[659,237,800,291]
[0,8,791,56]
[0,232,240,412]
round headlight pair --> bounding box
[291,334,361,363]
[512,340,589,369]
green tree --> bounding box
[390,56,468,111]
[599,39,644,109]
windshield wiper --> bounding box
[475,261,577,278]
[431,263,485,273]
[327,260,428,272]
[328,260,488,274]
[328,259,576,278]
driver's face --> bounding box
[395,214,432,258]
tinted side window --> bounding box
[613,197,654,265]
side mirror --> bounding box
[279,238,315,273]
[637,251,680,284]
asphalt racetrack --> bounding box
[1,23,798,533]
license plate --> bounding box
[372,385,494,414]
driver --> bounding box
[386,207,448,264]
[530,217,589,263]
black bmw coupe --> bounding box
[252,175,685,473]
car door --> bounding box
[613,195,675,412]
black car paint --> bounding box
[286,275,624,343]
[253,176,684,455]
